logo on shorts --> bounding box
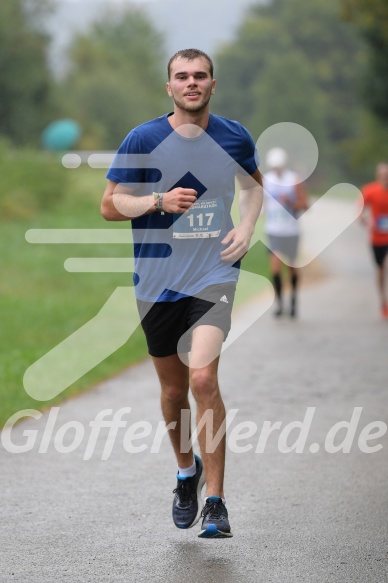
[220,295,229,303]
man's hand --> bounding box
[222,168,262,262]
[162,188,197,214]
[220,224,254,263]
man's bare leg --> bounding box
[188,325,233,538]
[153,353,206,530]
[189,325,226,498]
[152,354,194,469]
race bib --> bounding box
[376,215,388,233]
[173,199,224,239]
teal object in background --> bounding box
[42,119,81,150]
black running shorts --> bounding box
[372,244,388,267]
[136,282,237,357]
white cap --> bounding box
[265,147,288,168]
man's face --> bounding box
[166,57,216,114]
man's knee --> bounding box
[190,368,219,402]
[161,384,189,404]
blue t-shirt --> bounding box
[106,112,258,302]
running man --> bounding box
[100,49,262,538]
[360,162,388,319]
[263,147,309,318]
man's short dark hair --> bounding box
[167,49,214,79]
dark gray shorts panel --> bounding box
[267,234,299,263]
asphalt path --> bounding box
[1,198,387,582]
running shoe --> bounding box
[172,454,205,529]
[198,496,233,538]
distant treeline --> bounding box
[1,0,387,187]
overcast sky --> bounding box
[48,0,256,75]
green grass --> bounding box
[0,166,270,427]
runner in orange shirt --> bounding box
[360,162,388,318]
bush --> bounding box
[0,140,69,219]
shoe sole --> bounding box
[198,524,233,539]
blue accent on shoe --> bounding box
[198,496,233,538]
[203,525,219,537]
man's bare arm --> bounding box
[100,180,198,221]
[220,169,263,262]
[294,182,309,211]
[238,168,263,230]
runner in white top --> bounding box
[263,148,309,317]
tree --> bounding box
[59,7,169,149]
[0,0,55,145]
[249,50,327,146]
[342,0,388,122]
[212,0,366,182]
